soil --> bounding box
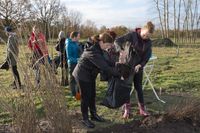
[1,111,200,133]
[89,115,200,133]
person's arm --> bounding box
[140,42,152,67]
[88,52,120,76]
[114,32,133,52]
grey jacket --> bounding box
[6,33,19,66]
[72,44,120,82]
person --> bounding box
[65,31,80,97]
[53,31,68,86]
[4,26,21,89]
[84,35,99,50]
[100,30,119,81]
[28,25,50,88]
[114,21,155,118]
[72,32,121,128]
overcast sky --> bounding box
[62,0,153,28]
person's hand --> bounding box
[32,40,37,43]
[135,64,141,73]
[119,50,126,63]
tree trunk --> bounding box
[154,0,165,38]
[173,0,177,43]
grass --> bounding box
[0,44,200,130]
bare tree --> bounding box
[80,20,98,38]
[163,0,167,38]
[153,0,164,38]
[68,10,82,31]
[166,0,169,38]
[0,0,31,26]
[173,0,177,43]
[177,0,182,43]
[31,0,64,41]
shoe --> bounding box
[138,103,150,116]
[9,82,17,89]
[0,61,9,71]
[81,119,95,128]
[91,114,105,122]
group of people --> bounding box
[0,21,155,129]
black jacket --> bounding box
[114,31,152,68]
[55,38,66,53]
[72,43,120,82]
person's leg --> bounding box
[77,79,95,128]
[89,82,105,122]
[68,63,77,96]
[122,74,133,119]
[11,65,21,89]
[134,70,149,116]
[61,60,68,86]
[53,55,61,69]
[34,65,40,88]
[89,81,96,114]
[134,70,144,104]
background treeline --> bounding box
[0,0,199,44]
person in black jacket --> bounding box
[53,31,68,86]
[114,21,155,118]
[72,32,120,128]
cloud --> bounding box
[61,0,151,28]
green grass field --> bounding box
[0,44,200,129]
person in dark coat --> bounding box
[114,21,155,118]
[53,31,68,86]
[4,26,21,89]
[72,32,121,128]
[100,30,119,81]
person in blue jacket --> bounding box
[65,31,80,97]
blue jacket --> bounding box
[65,38,80,64]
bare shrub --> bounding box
[166,98,200,124]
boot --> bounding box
[138,103,150,116]
[122,103,131,119]
[91,113,105,122]
[81,119,95,128]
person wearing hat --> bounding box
[72,32,121,128]
[4,26,21,89]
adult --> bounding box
[72,32,121,128]
[4,26,21,89]
[28,25,49,88]
[65,31,80,96]
[54,31,68,86]
[114,21,155,118]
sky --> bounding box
[62,0,153,29]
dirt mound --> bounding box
[91,114,200,133]
[152,38,177,47]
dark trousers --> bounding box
[133,70,144,104]
[68,63,77,96]
[77,79,96,120]
[11,65,21,87]
[53,55,68,85]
